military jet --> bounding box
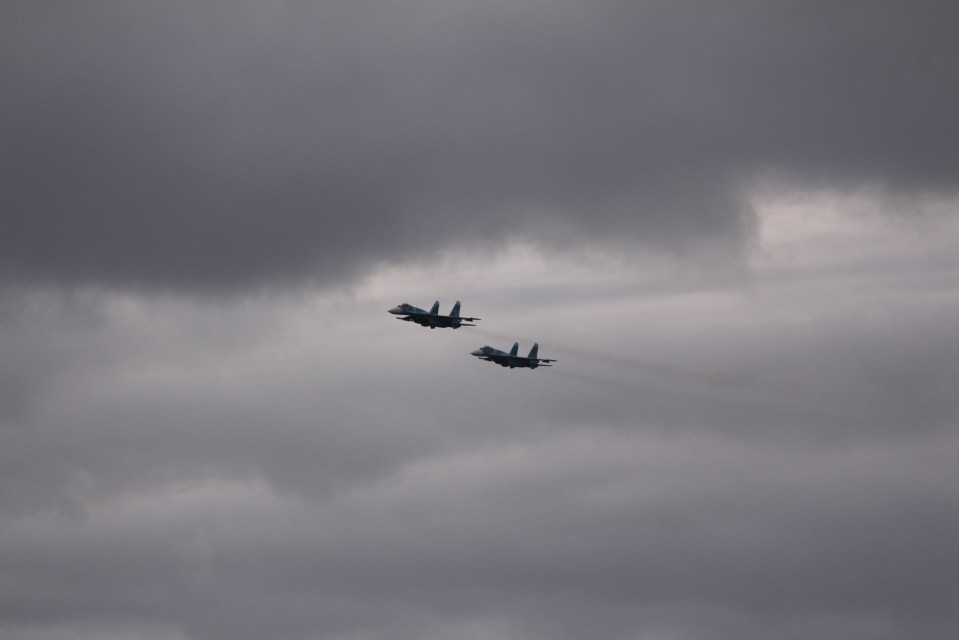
[388,301,480,329]
[470,343,556,368]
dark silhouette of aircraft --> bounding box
[471,343,556,368]
[388,301,480,329]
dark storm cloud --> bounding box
[3,0,958,290]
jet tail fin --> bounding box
[528,343,539,359]
[509,342,519,357]
[450,301,461,318]
[429,301,440,315]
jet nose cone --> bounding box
[470,349,484,356]
[388,306,403,314]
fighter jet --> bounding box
[470,342,556,368]
[388,301,480,329]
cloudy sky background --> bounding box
[2,2,958,639]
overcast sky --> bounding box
[2,2,958,639]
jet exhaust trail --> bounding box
[472,329,855,423]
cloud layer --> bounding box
[3,1,958,290]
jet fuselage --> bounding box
[388,302,478,329]
[470,344,555,369]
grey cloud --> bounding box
[2,237,958,638]
[2,430,957,640]
[3,1,958,290]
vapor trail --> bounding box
[542,367,658,393]
[472,329,858,424]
